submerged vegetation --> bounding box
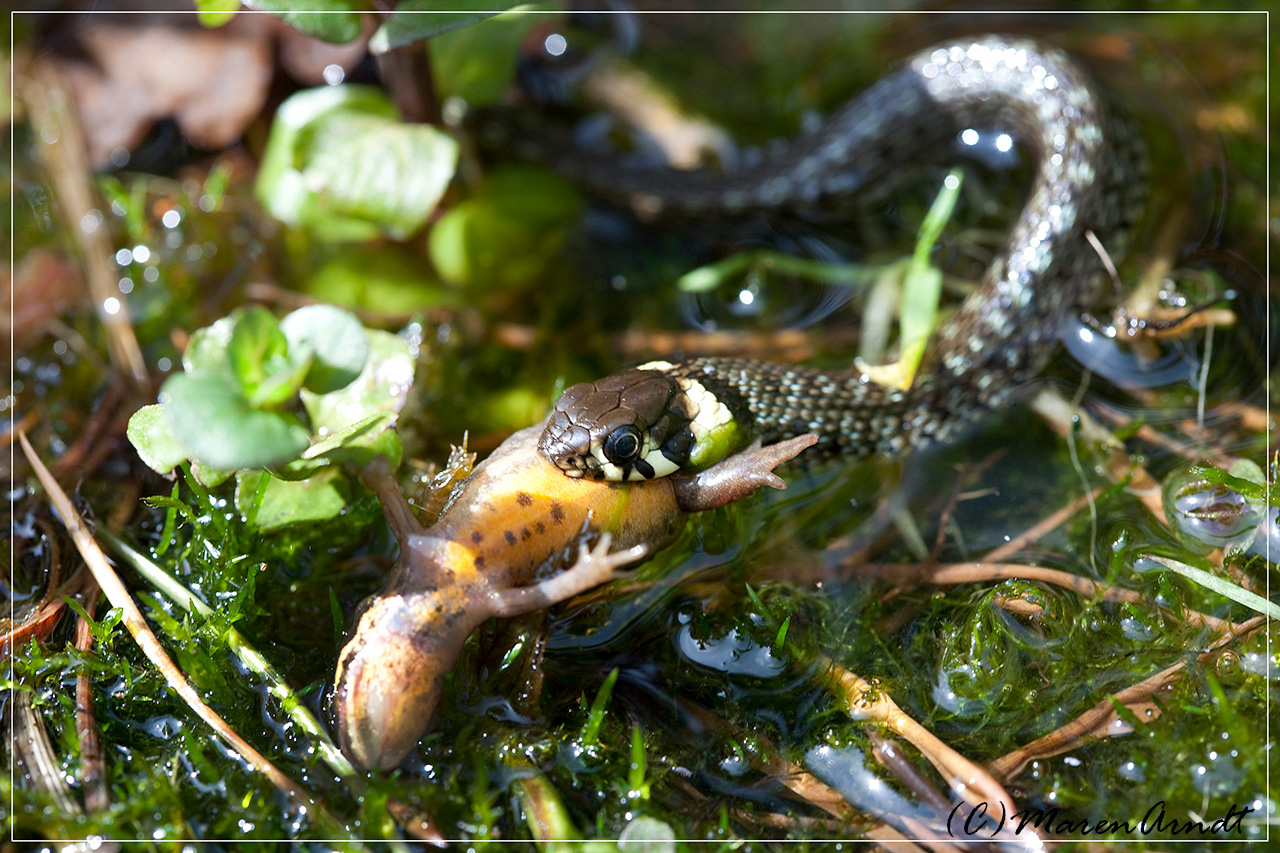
[5,5,1274,849]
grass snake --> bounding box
[474,36,1148,481]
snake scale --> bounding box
[473,36,1148,481]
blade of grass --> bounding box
[1142,554,1280,619]
[628,724,649,801]
[856,169,962,390]
[581,667,619,747]
[677,248,879,292]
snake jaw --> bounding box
[538,396,604,478]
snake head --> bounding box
[539,367,697,481]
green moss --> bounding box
[9,7,1271,848]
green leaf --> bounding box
[306,246,458,313]
[183,316,236,377]
[227,307,291,396]
[425,7,540,105]
[628,725,648,800]
[127,404,190,475]
[190,461,235,489]
[1191,461,1275,506]
[242,0,366,44]
[256,86,398,238]
[854,169,960,391]
[676,248,878,293]
[478,164,585,226]
[193,0,241,27]
[301,412,393,460]
[370,0,523,54]
[914,169,963,266]
[618,817,676,852]
[300,329,414,434]
[161,374,310,470]
[302,114,458,240]
[235,468,350,532]
[897,169,960,377]
[270,412,399,480]
[257,85,458,241]
[245,355,314,410]
[1143,554,1280,619]
[280,304,370,394]
[142,494,196,519]
[429,165,581,288]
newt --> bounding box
[335,424,815,770]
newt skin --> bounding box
[335,423,816,770]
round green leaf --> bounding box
[227,306,290,396]
[427,8,539,105]
[256,86,400,239]
[236,468,349,532]
[126,404,189,475]
[429,165,581,288]
[194,0,241,27]
[370,0,511,54]
[306,246,458,313]
[280,304,370,394]
[301,329,413,433]
[301,115,459,240]
[182,315,236,377]
[256,85,458,241]
[161,373,310,470]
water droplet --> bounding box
[544,33,568,57]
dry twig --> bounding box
[822,659,1033,846]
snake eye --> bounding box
[602,425,643,466]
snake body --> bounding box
[477,37,1147,479]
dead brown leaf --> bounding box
[52,20,273,168]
